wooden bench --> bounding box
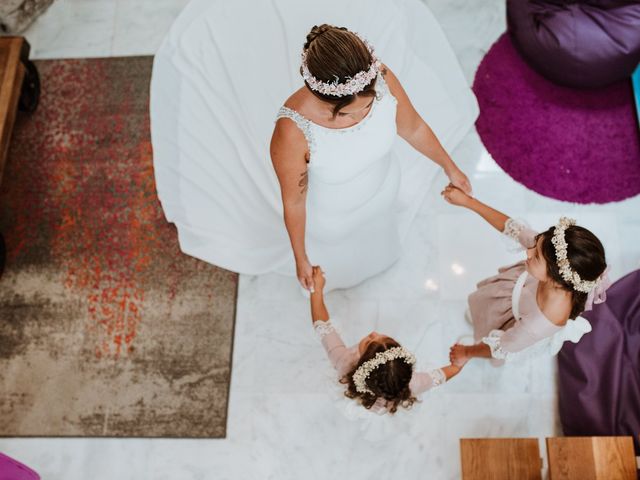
[546,436,637,480]
[0,36,39,276]
[460,438,543,479]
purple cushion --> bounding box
[0,453,40,480]
[507,0,640,88]
[558,270,640,453]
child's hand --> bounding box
[441,183,472,207]
[449,344,470,368]
[311,266,325,292]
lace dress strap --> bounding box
[276,106,316,160]
[375,72,395,103]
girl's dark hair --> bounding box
[538,225,607,319]
[342,337,416,414]
[302,24,378,118]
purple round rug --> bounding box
[473,34,640,204]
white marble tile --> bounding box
[21,0,193,59]
[245,302,328,395]
[438,393,541,438]
[525,393,563,438]
[339,208,444,302]
[423,0,506,84]
[112,0,190,56]
[224,292,258,394]
[249,394,363,479]
[436,211,523,300]
[428,392,550,479]
[23,0,117,59]
[238,272,302,303]
[617,221,640,276]
[377,300,441,347]
[529,358,558,395]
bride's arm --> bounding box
[382,65,472,195]
[270,119,314,291]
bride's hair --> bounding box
[302,24,378,117]
[342,336,416,413]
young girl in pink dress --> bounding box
[309,267,463,413]
[441,185,610,366]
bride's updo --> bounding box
[342,337,416,414]
[302,24,378,116]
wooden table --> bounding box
[460,438,543,479]
[0,36,40,276]
[546,436,637,480]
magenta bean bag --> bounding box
[0,453,40,480]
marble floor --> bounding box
[2,0,639,479]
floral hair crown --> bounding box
[301,32,380,97]
[551,217,600,293]
[353,346,416,395]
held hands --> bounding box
[296,258,315,293]
[445,167,472,196]
[309,266,329,324]
[449,344,470,369]
[441,183,472,207]
[311,266,326,292]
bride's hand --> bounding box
[296,258,315,292]
[446,167,472,196]
[441,183,472,207]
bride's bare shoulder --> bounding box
[282,87,313,111]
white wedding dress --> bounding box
[150,0,478,290]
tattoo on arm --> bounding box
[298,170,308,194]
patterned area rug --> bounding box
[0,57,238,437]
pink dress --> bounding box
[314,319,445,414]
[469,219,592,362]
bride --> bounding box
[150,0,478,292]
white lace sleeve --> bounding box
[313,320,336,339]
[503,218,524,241]
[427,368,446,387]
[482,329,554,362]
[502,218,537,251]
[482,330,509,360]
